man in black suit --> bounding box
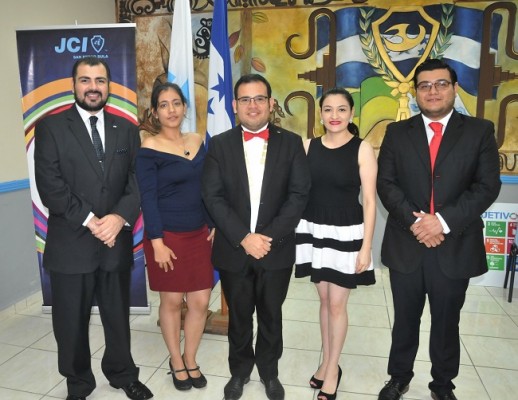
[376,59,501,400]
[34,57,153,400]
[202,74,310,400]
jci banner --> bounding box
[16,24,149,312]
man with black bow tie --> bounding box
[34,57,153,400]
[202,74,311,400]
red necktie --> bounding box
[243,129,269,141]
[429,122,443,214]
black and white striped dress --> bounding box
[295,136,375,288]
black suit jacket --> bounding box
[201,124,311,272]
[34,105,141,274]
[377,111,501,279]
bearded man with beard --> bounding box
[34,57,153,400]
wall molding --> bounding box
[0,179,30,194]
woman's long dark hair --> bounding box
[319,87,359,136]
[150,82,187,110]
[149,82,187,131]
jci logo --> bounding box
[54,35,105,54]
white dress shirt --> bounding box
[76,105,104,226]
[243,124,269,233]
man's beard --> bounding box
[75,91,108,112]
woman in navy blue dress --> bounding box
[136,83,213,391]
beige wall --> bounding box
[0,0,116,182]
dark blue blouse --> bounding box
[136,145,211,239]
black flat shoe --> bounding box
[317,365,342,400]
[185,365,207,388]
[310,374,324,389]
[167,359,192,391]
[182,355,207,388]
[66,396,86,400]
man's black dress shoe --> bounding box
[431,390,458,400]
[378,379,409,400]
[261,377,285,400]
[66,396,86,400]
[110,380,154,400]
[224,376,250,400]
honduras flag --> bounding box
[168,0,196,133]
[317,6,501,96]
[206,0,235,285]
[316,8,377,90]
[441,6,501,96]
[205,0,235,143]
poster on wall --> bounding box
[16,24,149,313]
[471,202,518,287]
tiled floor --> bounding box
[1,268,518,399]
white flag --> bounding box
[168,0,196,133]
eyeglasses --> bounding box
[236,95,269,105]
[416,80,452,92]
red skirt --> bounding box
[144,226,213,292]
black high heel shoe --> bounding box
[310,375,324,389]
[317,365,342,400]
[167,359,192,391]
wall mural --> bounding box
[116,0,518,180]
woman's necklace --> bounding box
[178,134,190,157]
[164,133,190,157]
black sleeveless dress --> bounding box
[295,136,375,288]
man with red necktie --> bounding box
[202,74,310,400]
[377,59,501,400]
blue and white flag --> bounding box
[206,0,235,143]
[168,0,196,132]
[206,0,234,286]
[317,6,501,96]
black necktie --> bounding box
[89,116,104,170]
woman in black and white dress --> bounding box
[295,88,378,400]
